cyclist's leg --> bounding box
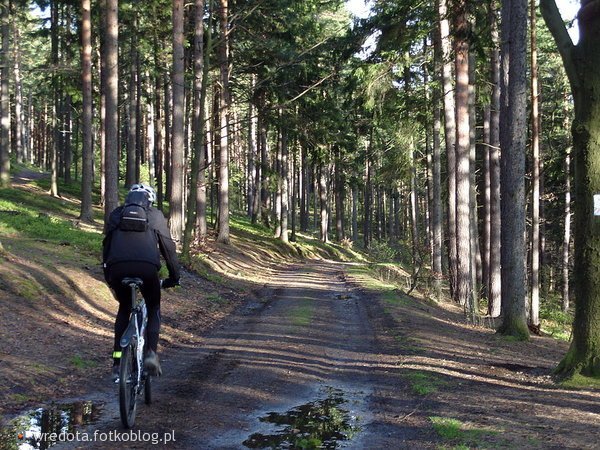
[138,264,161,353]
[138,264,161,375]
[107,263,135,369]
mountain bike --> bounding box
[118,277,152,429]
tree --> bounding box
[487,0,502,317]
[529,0,541,328]
[170,0,185,243]
[216,0,230,244]
[454,0,473,313]
[498,0,529,339]
[541,0,600,377]
[183,0,210,255]
[79,0,94,223]
[436,0,458,298]
[103,0,120,223]
[0,0,9,188]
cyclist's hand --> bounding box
[161,277,180,289]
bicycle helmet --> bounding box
[129,183,156,204]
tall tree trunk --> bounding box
[319,163,329,243]
[183,0,208,255]
[454,0,473,315]
[170,0,185,242]
[352,185,358,243]
[498,0,529,339]
[300,145,309,231]
[80,0,94,222]
[13,22,24,165]
[280,126,289,243]
[529,0,541,327]
[364,136,372,249]
[248,79,257,220]
[437,0,457,298]
[126,28,138,188]
[488,0,502,317]
[50,0,59,197]
[431,22,444,299]
[274,125,282,238]
[0,2,10,188]
[103,0,119,223]
[542,0,600,377]
[216,0,230,244]
[259,106,269,228]
[563,142,571,312]
[335,145,345,241]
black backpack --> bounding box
[119,191,150,232]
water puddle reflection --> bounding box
[0,401,101,450]
[243,387,361,449]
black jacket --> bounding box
[102,206,180,281]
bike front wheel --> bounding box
[119,343,138,428]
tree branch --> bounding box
[539,0,579,92]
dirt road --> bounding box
[44,261,425,449]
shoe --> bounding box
[144,350,162,376]
[111,365,120,383]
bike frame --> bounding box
[119,279,148,388]
[118,277,150,429]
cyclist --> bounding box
[102,183,180,382]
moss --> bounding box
[496,319,530,341]
[560,373,600,389]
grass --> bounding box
[69,355,97,370]
[560,373,600,390]
[430,416,499,448]
[291,300,313,326]
[0,187,103,254]
[404,370,443,396]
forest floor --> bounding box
[1,172,600,449]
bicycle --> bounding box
[118,277,152,429]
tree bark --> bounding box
[170,0,185,243]
[103,0,119,224]
[0,2,10,188]
[126,27,138,188]
[280,126,289,243]
[529,0,541,327]
[80,0,94,222]
[488,0,502,317]
[437,0,457,298]
[216,0,230,244]
[498,0,529,339]
[183,0,208,255]
[454,0,473,314]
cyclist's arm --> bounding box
[149,209,181,281]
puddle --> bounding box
[0,401,101,450]
[243,388,361,449]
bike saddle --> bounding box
[121,277,144,287]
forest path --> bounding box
[56,260,431,449]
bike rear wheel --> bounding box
[119,343,138,428]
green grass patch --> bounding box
[430,416,499,448]
[0,188,103,254]
[290,300,313,327]
[206,292,226,305]
[8,393,32,403]
[12,278,43,301]
[69,355,97,370]
[405,371,443,396]
[540,295,573,341]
